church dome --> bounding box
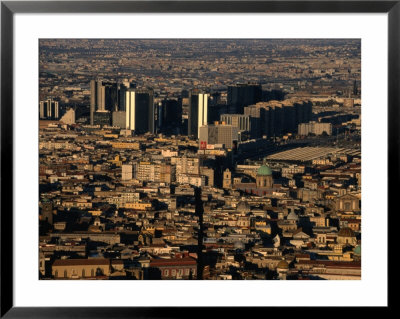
[257,165,272,176]
[277,259,289,270]
[338,227,355,237]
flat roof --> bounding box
[53,258,110,266]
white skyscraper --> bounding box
[125,90,135,130]
[188,91,209,138]
[197,93,208,137]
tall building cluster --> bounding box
[41,79,314,156]
[90,79,137,127]
[199,96,313,150]
[244,99,312,138]
[39,98,59,120]
[86,80,313,148]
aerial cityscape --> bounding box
[39,39,361,280]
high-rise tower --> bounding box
[227,83,262,114]
[39,98,59,120]
[188,90,209,138]
[125,88,155,134]
[90,79,118,124]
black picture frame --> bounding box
[0,0,394,317]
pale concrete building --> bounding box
[199,123,238,149]
[121,164,133,181]
[298,121,332,136]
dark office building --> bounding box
[244,100,313,138]
[118,81,136,112]
[188,90,209,139]
[104,82,118,112]
[243,105,265,138]
[93,111,111,126]
[126,88,155,134]
[158,98,182,134]
[208,104,229,123]
[227,83,262,114]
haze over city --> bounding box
[39,39,361,280]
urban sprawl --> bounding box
[39,39,361,280]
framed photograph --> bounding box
[1,0,394,316]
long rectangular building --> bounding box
[298,121,332,136]
[244,99,312,138]
[266,147,360,163]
